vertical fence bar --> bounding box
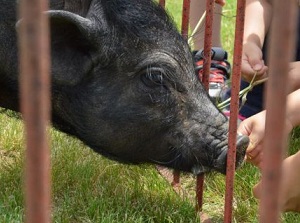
[223,0,246,222]
[159,0,166,8]
[171,0,192,192]
[18,0,51,223]
[195,176,204,212]
[195,0,215,214]
[259,0,297,222]
[181,0,191,38]
[201,0,214,90]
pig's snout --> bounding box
[214,134,249,174]
[192,134,249,175]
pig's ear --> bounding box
[16,10,99,86]
[47,10,98,43]
[46,10,98,86]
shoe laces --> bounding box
[209,69,226,84]
[198,60,227,84]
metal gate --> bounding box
[18,0,297,222]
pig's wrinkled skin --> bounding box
[0,0,249,174]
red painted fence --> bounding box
[19,0,297,222]
[159,0,297,222]
[18,0,51,223]
[224,0,245,221]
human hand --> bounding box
[241,42,268,83]
[237,111,267,168]
[238,109,294,168]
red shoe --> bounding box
[194,47,231,101]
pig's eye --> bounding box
[141,68,166,88]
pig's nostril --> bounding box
[213,134,250,174]
[236,133,250,152]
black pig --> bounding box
[0,0,249,174]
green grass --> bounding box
[1,0,300,222]
[0,113,199,223]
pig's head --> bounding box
[46,0,249,174]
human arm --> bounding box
[241,0,273,82]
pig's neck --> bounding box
[0,80,20,112]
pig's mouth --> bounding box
[192,134,249,175]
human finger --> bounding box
[253,180,262,199]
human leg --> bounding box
[253,151,300,212]
[190,1,222,49]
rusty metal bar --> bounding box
[195,176,204,212]
[171,171,181,189]
[259,0,297,222]
[171,0,192,199]
[18,0,51,223]
[201,0,214,91]
[159,0,166,8]
[194,0,215,215]
[223,0,246,222]
[181,0,191,38]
